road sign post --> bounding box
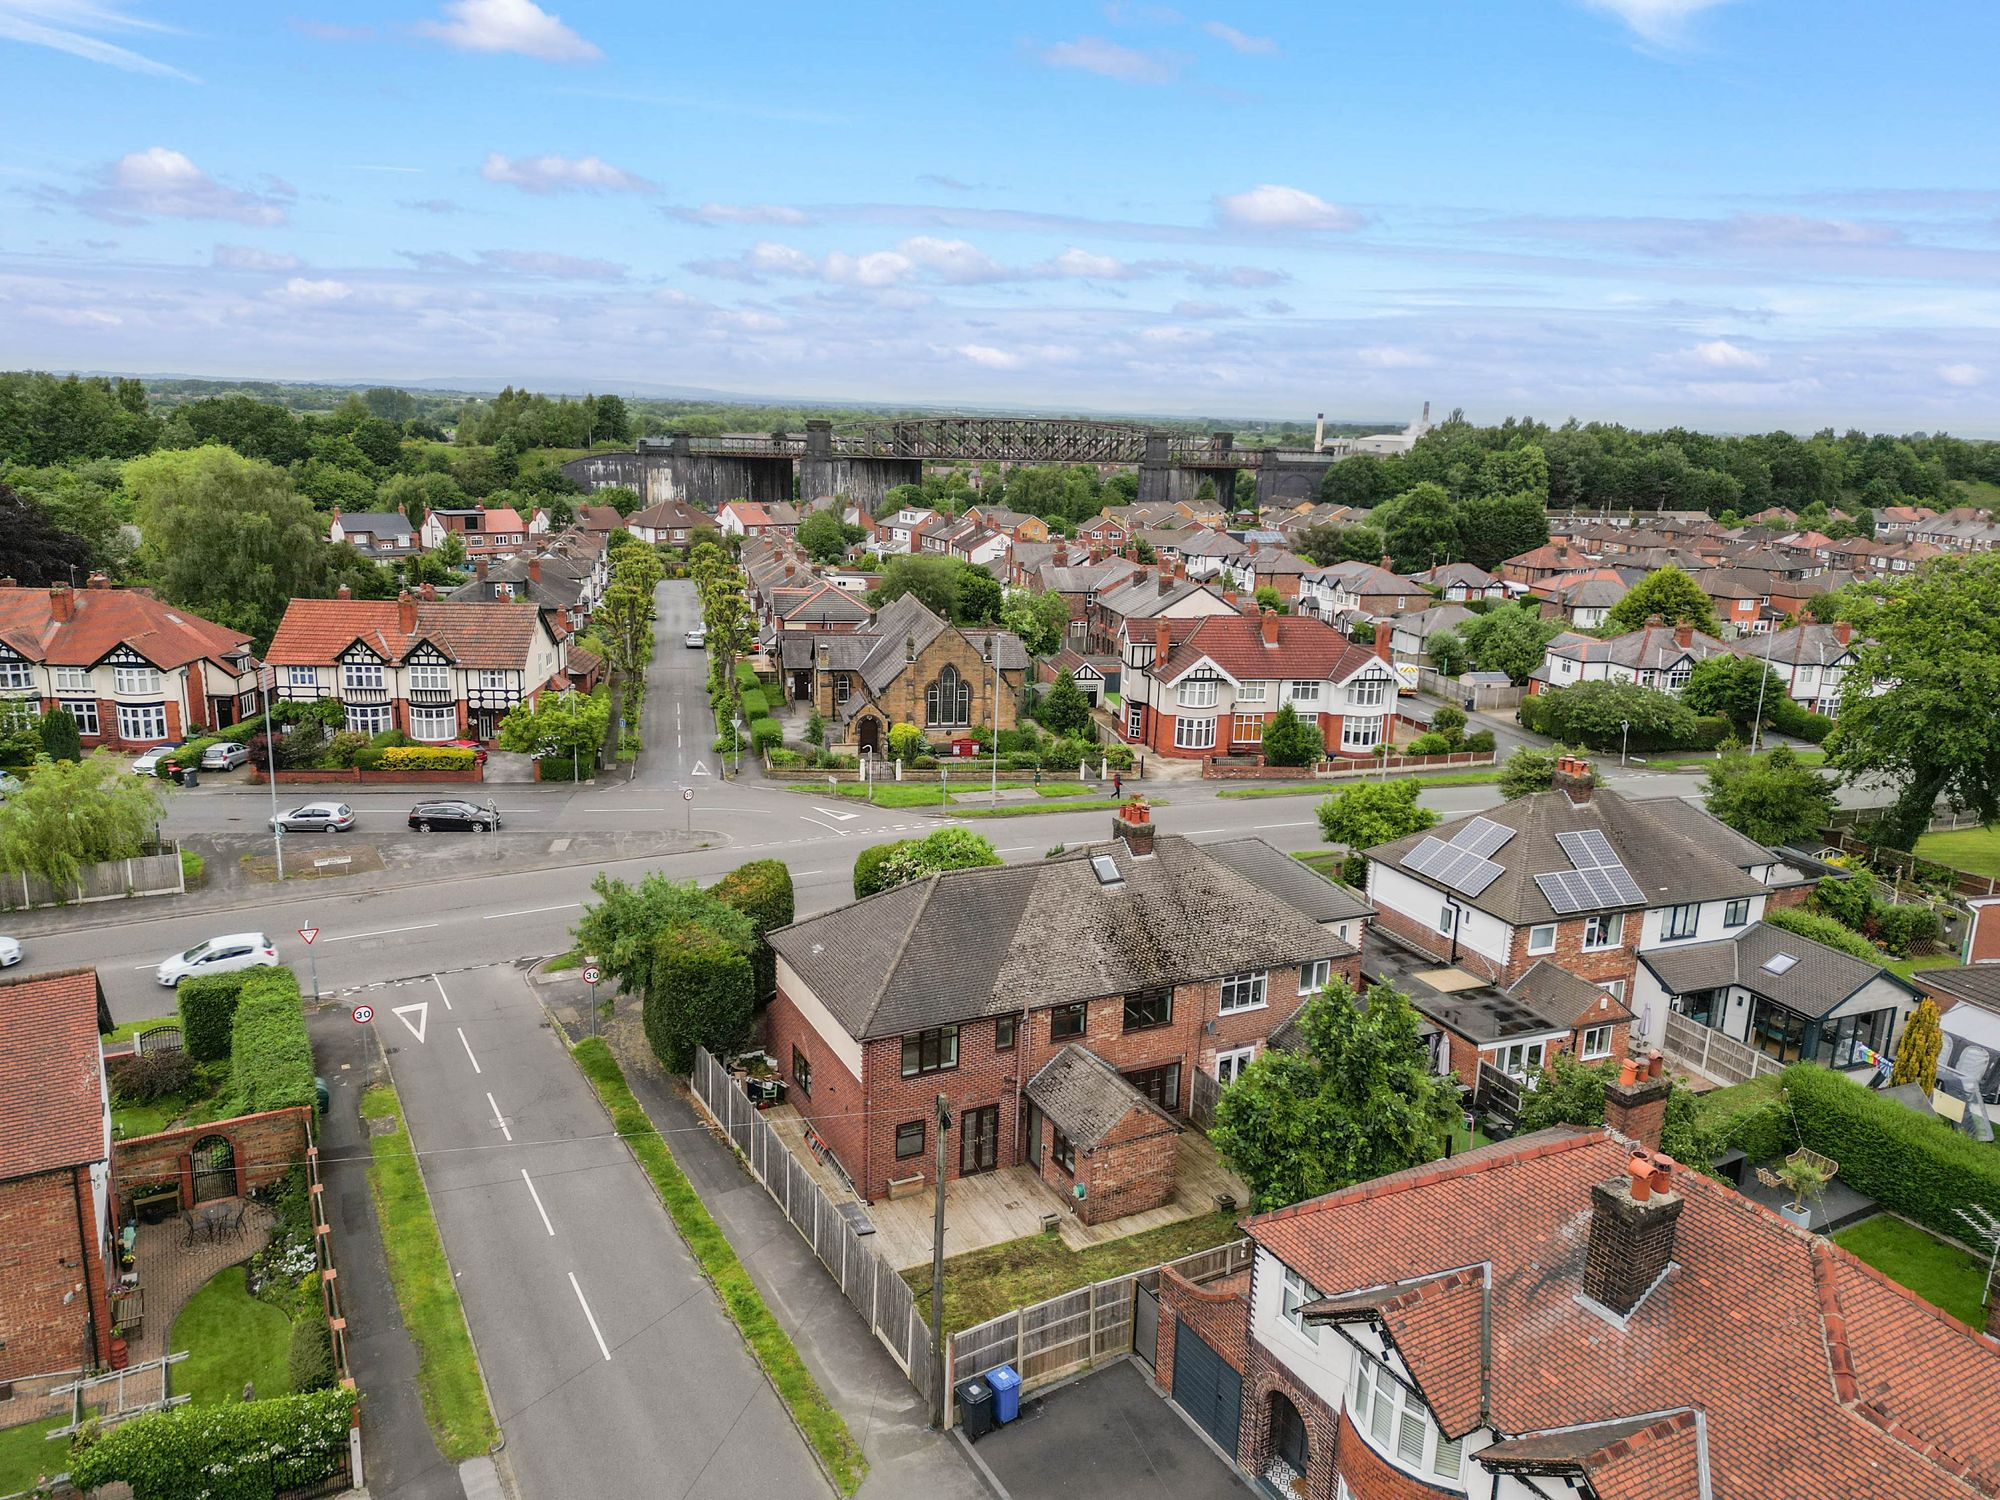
[299,925,320,1002]
[259,667,284,882]
[583,958,602,1037]
[682,784,693,835]
[350,1004,373,1025]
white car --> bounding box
[0,936,21,967]
[156,932,279,988]
[132,745,183,776]
[684,627,707,649]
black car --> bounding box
[407,800,502,832]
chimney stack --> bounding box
[529,558,542,584]
[1833,620,1853,646]
[86,572,109,590]
[0,577,16,589]
[1380,554,1393,570]
[48,583,74,622]
[1603,1055,1671,1150]
[1314,411,1325,450]
[336,584,352,601]
[1158,571,1173,597]
[1154,618,1172,665]
[1675,622,1694,648]
[1373,629,1392,663]
[1113,798,1155,858]
[475,557,488,581]
[398,590,417,636]
[1260,607,1280,647]
[1553,754,1594,805]
[1055,545,1070,567]
[1584,1148,1684,1317]
[419,582,437,601]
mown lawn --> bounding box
[819,780,1094,808]
[0,1416,69,1496]
[1915,824,2000,879]
[1217,768,1503,799]
[170,1266,293,1404]
[906,1211,1244,1335]
[1833,1215,1988,1326]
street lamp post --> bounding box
[1620,718,1630,767]
[258,666,284,882]
[1750,621,1780,754]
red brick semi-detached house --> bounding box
[264,588,570,743]
[1157,1067,2000,1499]
[763,809,1358,1219]
[0,576,259,748]
[1121,609,1398,760]
[0,967,118,1382]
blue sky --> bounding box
[4,0,1999,431]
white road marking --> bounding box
[1254,821,1315,830]
[996,845,1036,854]
[570,1271,612,1360]
[812,806,861,822]
[323,923,439,943]
[433,974,453,1011]
[483,903,582,920]
[522,1169,554,1235]
[1182,829,1226,836]
[793,869,824,877]
[391,1002,429,1043]
[799,815,849,834]
[456,1027,482,1074]
[486,1092,512,1142]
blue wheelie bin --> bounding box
[988,1363,1021,1425]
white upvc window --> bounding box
[53,666,89,692]
[0,659,32,690]
[1174,716,1216,750]
[409,706,457,742]
[286,666,316,688]
[1582,912,1624,951]
[1351,1351,1464,1488]
[345,704,392,735]
[342,661,384,692]
[1496,1040,1547,1078]
[1347,675,1388,707]
[1582,1023,1615,1059]
[409,663,450,693]
[1527,923,1557,955]
[1299,958,1331,995]
[113,666,162,695]
[1278,1265,1321,1344]
[62,699,99,736]
[1216,1046,1256,1085]
[1341,716,1383,750]
[1219,970,1267,1013]
[1235,680,1268,703]
[479,669,511,690]
[1287,680,1322,706]
[117,702,167,741]
[1177,677,1218,709]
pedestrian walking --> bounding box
[1112,771,1124,798]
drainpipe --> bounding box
[72,1165,101,1367]
[1445,896,1464,965]
[1013,1005,1031,1165]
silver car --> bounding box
[271,802,355,833]
[202,742,251,770]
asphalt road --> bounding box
[369,962,827,1499]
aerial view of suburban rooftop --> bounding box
[5,1,2000,1497]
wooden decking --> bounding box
[761,1103,1248,1271]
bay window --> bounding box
[1341,716,1383,750]
[1351,1351,1464,1488]
[410,706,457,742]
[0,659,31,691]
[1174,717,1216,750]
[345,704,392,735]
[1177,677,1219,709]
[117,703,167,741]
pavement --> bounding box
[962,1360,1248,1500]
[370,961,828,1499]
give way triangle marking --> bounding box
[391,1001,429,1044]
[691,759,711,777]
[813,806,859,822]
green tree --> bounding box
[496,688,610,772]
[797,509,849,565]
[1680,653,1785,730]
[0,752,164,888]
[1891,998,1944,1086]
[1702,746,1836,843]
[1001,588,1070,657]
[572,871,755,997]
[708,858,795,1003]
[1374,482,1459,572]
[1603,564,1722,635]
[1036,671,1093,736]
[645,924,755,1072]
[1259,703,1324,767]
[1456,490,1550,571]
[125,445,336,644]
[957,565,1003,624]
[1514,1054,1619,1133]
[1458,602,1560,684]
[1828,552,2000,848]
[1316,777,1438,849]
[1252,585,1288,615]
[887,722,927,763]
[874,827,1002,890]
[853,839,912,898]
[38,706,81,763]
[1538,679,1701,751]
[1498,743,1591,799]
[1426,628,1467,677]
[6,460,134,575]
[871,553,964,620]
[1211,978,1460,1210]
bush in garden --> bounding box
[709,859,795,1002]
[67,1388,355,1499]
[853,840,912,899]
[1404,732,1454,756]
[230,969,315,1114]
[1431,704,1467,742]
[887,722,926,763]
[1461,729,1496,753]
[114,1049,194,1105]
[644,924,754,1073]
[179,973,250,1061]
[749,718,784,753]
[378,747,476,771]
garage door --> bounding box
[1171,1318,1242,1458]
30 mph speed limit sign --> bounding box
[582,965,602,986]
[351,1004,374,1025]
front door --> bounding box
[960,1104,999,1177]
[857,716,882,755]
[1022,1102,1041,1169]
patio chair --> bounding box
[177,1210,196,1249]
[229,1201,247,1240]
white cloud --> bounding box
[744,241,821,278]
[897,236,1009,284]
[414,0,600,62]
[822,249,915,287]
[668,202,812,226]
[1213,183,1361,232]
[275,277,352,303]
[1202,20,1275,54]
[957,344,1024,369]
[401,248,625,281]
[0,0,196,80]
[1044,248,1132,279]
[1355,345,1433,369]
[1684,338,1768,370]
[212,244,301,271]
[1941,363,1986,387]
[56,147,292,226]
[479,151,655,195]
[1578,0,1731,47]
[1032,35,1179,83]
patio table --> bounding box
[194,1200,237,1242]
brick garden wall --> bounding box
[1153,1266,1250,1424]
[111,1106,312,1206]
[0,1165,114,1381]
[1242,1339,1343,1499]
[251,766,483,785]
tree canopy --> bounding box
[1703,746,1837,843]
[1002,588,1070,657]
[1316,777,1438,849]
[0,752,164,888]
[1602,565,1722,636]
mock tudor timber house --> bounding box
[764,809,1359,1220]
[265,588,569,742]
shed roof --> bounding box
[1025,1045,1180,1148]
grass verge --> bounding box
[1833,1214,1987,1326]
[359,1082,500,1461]
[170,1265,292,1404]
[1217,768,1502,799]
[102,1013,177,1046]
[905,1211,1243,1335]
[0,1415,67,1495]
[811,780,1096,809]
[569,1038,866,1494]
[956,797,1159,819]
[1915,824,2000,879]
[541,950,582,973]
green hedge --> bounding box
[749,717,784,753]
[739,688,771,719]
[709,859,796,1003]
[379,746,477,771]
[1770,694,1835,743]
[644,924,753,1072]
[231,970,316,1114]
[67,1387,354,1500]
[735,661,761,690]
[178,974,250,1063]
[1782,1063,2000,1246]
[1763,905,1882,961]
[853,840,911,898]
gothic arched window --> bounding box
[926,665,971,726]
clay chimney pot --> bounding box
[1618,1057,1638,1088]
[1626,1154,1652,1203]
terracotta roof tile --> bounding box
[265,597,550,668]
[0,585,251,673]
[0,968,108,1178]
[1154,612,1382,685]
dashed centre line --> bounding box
[457,1026,482,1074]
[521,1169,555,1236]
[570,1272,612,1360]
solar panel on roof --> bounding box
[1405,835,1504,898]
[1556,829,1619,869]
[1453,816,1516,858]
[1405,837,1456,878]
[1456,859,1504,897]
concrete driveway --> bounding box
[965,1361,1248,1500]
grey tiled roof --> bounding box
[1368,788,1769,926]
[1202,838,1374,925]
[1026,1045,1180,1148]
[1639,921,1911,1018]
[1917,965,2000,1012]
[769,833,1354,1040]
[1505,960,1631,1029]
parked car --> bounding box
[201,742,251,770]
[408,800,502,832]
[156,932,279,987]
[0,936,20,967]
[131,745,182,776]
[445,739,490,764]
[270,802,355,833]
[684,626,706,649]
